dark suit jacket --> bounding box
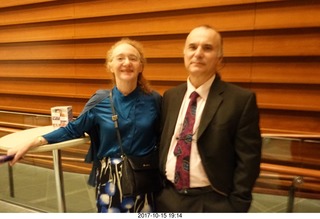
[159,74,262,212]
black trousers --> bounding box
[155,181,235,212]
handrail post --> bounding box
[287,176,303,212]
[52,149,66,212]
[8,164,14,197]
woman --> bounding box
[7,38,162,213]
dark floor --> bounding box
[0,163,320,213]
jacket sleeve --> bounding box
[81,89,110,187]
[229,92,262,212]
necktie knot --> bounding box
[189,91,199,102]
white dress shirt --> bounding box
[165,74,215,187]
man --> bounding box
[156,25,262,212]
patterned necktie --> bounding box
[173,91,199,190]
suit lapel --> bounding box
[167,85,186,134]
[162,84,187,153]
[197,76,225,139]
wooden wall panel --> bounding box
[73,0,259,18]
[0,0,55,9]
[0,94,87,115]
[0,1,73,25]
[0,0,259,25]
[0,61,79,78]
[0,111,51,127]
[0,78,107,98]
[260,109,320,134]
[251,58,320,84]
[0,34,256,60]
[0,0,319,135]
[0,60,110,80]
[73,6,256,39]
[253,30,320,56]
[255,1,320,29]
[0,41,76,60]
[0,6,256,43]
[0,22,76,43]
[254,84,320,111]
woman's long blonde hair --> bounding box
[105,38,152,94]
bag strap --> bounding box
[109,91,125,156]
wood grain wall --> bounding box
[0,0,319,134]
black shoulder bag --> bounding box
[109,92,162,197]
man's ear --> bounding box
[217,56,224,71]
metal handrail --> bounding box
[262,133,320,140]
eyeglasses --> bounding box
[113,55,140,63]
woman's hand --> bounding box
[7,142,32,165]
[7,136,47,166]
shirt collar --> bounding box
[186,74,216,100]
